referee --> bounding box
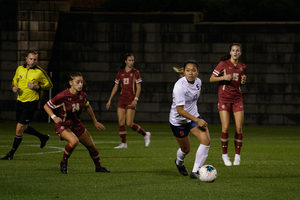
[1,51,53,160]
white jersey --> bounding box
[169,76,202,126]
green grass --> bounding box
[0,122,299,200]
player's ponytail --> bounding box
[221,43,242,61]
[121,53,134,69]
[173,60,199,77]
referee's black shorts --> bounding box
[16,100,38,124]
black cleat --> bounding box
[40,135,50,148]
[1,153,13,160]
[175,159,189,176]
[96,166,111,172]
[60,161,68,174]
[190,171,200,179]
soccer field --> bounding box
[0,122,299,200]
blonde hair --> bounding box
[27,51,39,58]
[173,60,199,77]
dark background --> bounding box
[0,0,299,125]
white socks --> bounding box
[176,148,187,166]
[192,144,210,172]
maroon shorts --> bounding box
[118,96,136,110]
[218,100,244,113]
[54,122,86,139]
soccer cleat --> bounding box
[222,155,232,166]
[233,154,241,166]
[114,143,127,149]
[40,134,50,148]
[60,161,68,174]
[174,159,189,176]
[190,171,200,179]
[1,153,13,160]
[144,132,151,147]
[96,166,111,172]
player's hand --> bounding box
[241,75,247,84]
[197,119,208,129]
[223,74,232,81]
[53,116,62,124]
[94,121,106,131]
[106,101,111,110]
[28,81,40,90]
[12,86,19,92]
[130,100,137,109]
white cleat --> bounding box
[222,155,232,166]
[233,154,240,166]
[114,143,127,149]
[144,132,151,147]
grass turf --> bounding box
[0,122,299,200]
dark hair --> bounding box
[173,60,199,77]
[220,43,242,61]
[69,72,88,91]
[183,60,198,70]
[121,53,134,69]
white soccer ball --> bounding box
[199,165,217,182]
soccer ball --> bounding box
[199,165,217,182]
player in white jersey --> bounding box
[170,60,210,179]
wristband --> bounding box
[51,114,56,119]
[134,97,139,101]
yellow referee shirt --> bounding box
[12,65,53,102]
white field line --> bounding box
[1,134,300,156]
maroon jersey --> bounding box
[115,68,142,104]
[46,88,89,126]
[212,60,247,103]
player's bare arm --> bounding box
[86,104,106,131]
[106,83,119,110]
[209,74,232,82]
[43,104,62,124]
[176,106,207,129]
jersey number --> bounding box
[72,103,80,112]
[123,78,129,85]
[233,73,239,81]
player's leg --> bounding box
[126,108,151,147]
[175,136,191,176]
[171,123,190,176]
[21,101,50,148]
[59,129,79,174]
[233,110,244,166]
[79,129,110,172]
[115,107,127,149]
[1,123,27,160]
[190,124,210,179]
[24,126,50,148]
[219,110,232,166]
[2,101,45,160]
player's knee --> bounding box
[181,147,190,154]
[69,138,79,148]
[16,124,27,136]
[126,122,133,127]
[202,138,210,146]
